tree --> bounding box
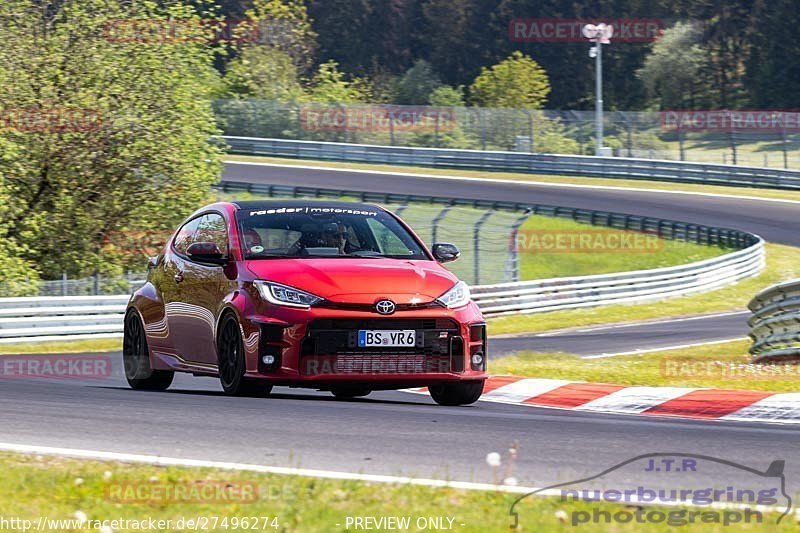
[429,85,465,107]
[745,0,800,107]
[244,0,317,72]
[306,0,372,75]
[413,0,472,84]
[393,60,442,104]
[223,47,304,101]
[637,22,707,109]
[0,0,223,279]
[308,60,372,103]
[469,51,551,108]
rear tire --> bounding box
[429,381,484,406]
[217,313,273,397]
[331,386,372,399]
[123,310,174,391]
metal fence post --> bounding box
[93,273,100,295]
[388,106,396,146]
[728,112,738,165]
[473,210,493,285]
[431,204,453,244]
[521,109,534,152]
[479,109,487,151]
[782,126,789,169]
[503,209,532,283]
[61,272,67,296]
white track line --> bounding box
[0,442,537,495]
[582,337,749,359]
[224,160,800,206]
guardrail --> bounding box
[223,136,800,191]
[0,295,128,344]
[475,243,763,316]
[1,182,765,342]
[748,280,800,363]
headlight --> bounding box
[436,281,471,309]
[254,281,323,309]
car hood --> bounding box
[245,258,458,304]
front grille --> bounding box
[301,318,462,375]
[316,301,443,312]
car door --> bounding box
[160,215,201,359]
[171,212,236,366]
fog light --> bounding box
[261,355,276,366]
[471,352,484,367]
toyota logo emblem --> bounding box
[375,299,396,315]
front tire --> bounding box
[123,310,174,391]
[429,381,484,406]
[217,313,272,397]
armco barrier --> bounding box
[474,242,763,316]
[748,279,800,363]
[1,184,765,342]
[223,136,800,190]
[0,295,128,343]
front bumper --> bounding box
[241,300,488,388]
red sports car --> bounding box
[124,200,487,405]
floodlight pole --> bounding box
[594,38,603,156]
[584,23,612,156]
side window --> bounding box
[173,217,201,255]
[193,213,229,254]
[366,218,410,255]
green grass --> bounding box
[0,338,121,355]
[0,451,794,532]
[518,215,729,279]
[490,340,800,393]
[488,243,800,336]
[225,154,800,203]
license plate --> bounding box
[357,330,416,347]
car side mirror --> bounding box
[186,242,228,265]
[432,243,460,263]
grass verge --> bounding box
[517,214,728,279]
[0,451,793,532]
[488,243,800,336]
[0,338,121,355]
[491,339,800,393]
[225,154,800,203]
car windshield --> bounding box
[235,205,428,260]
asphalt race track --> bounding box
[1,357,798,493]
[491,311,749,358]
[4,162,799,499]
